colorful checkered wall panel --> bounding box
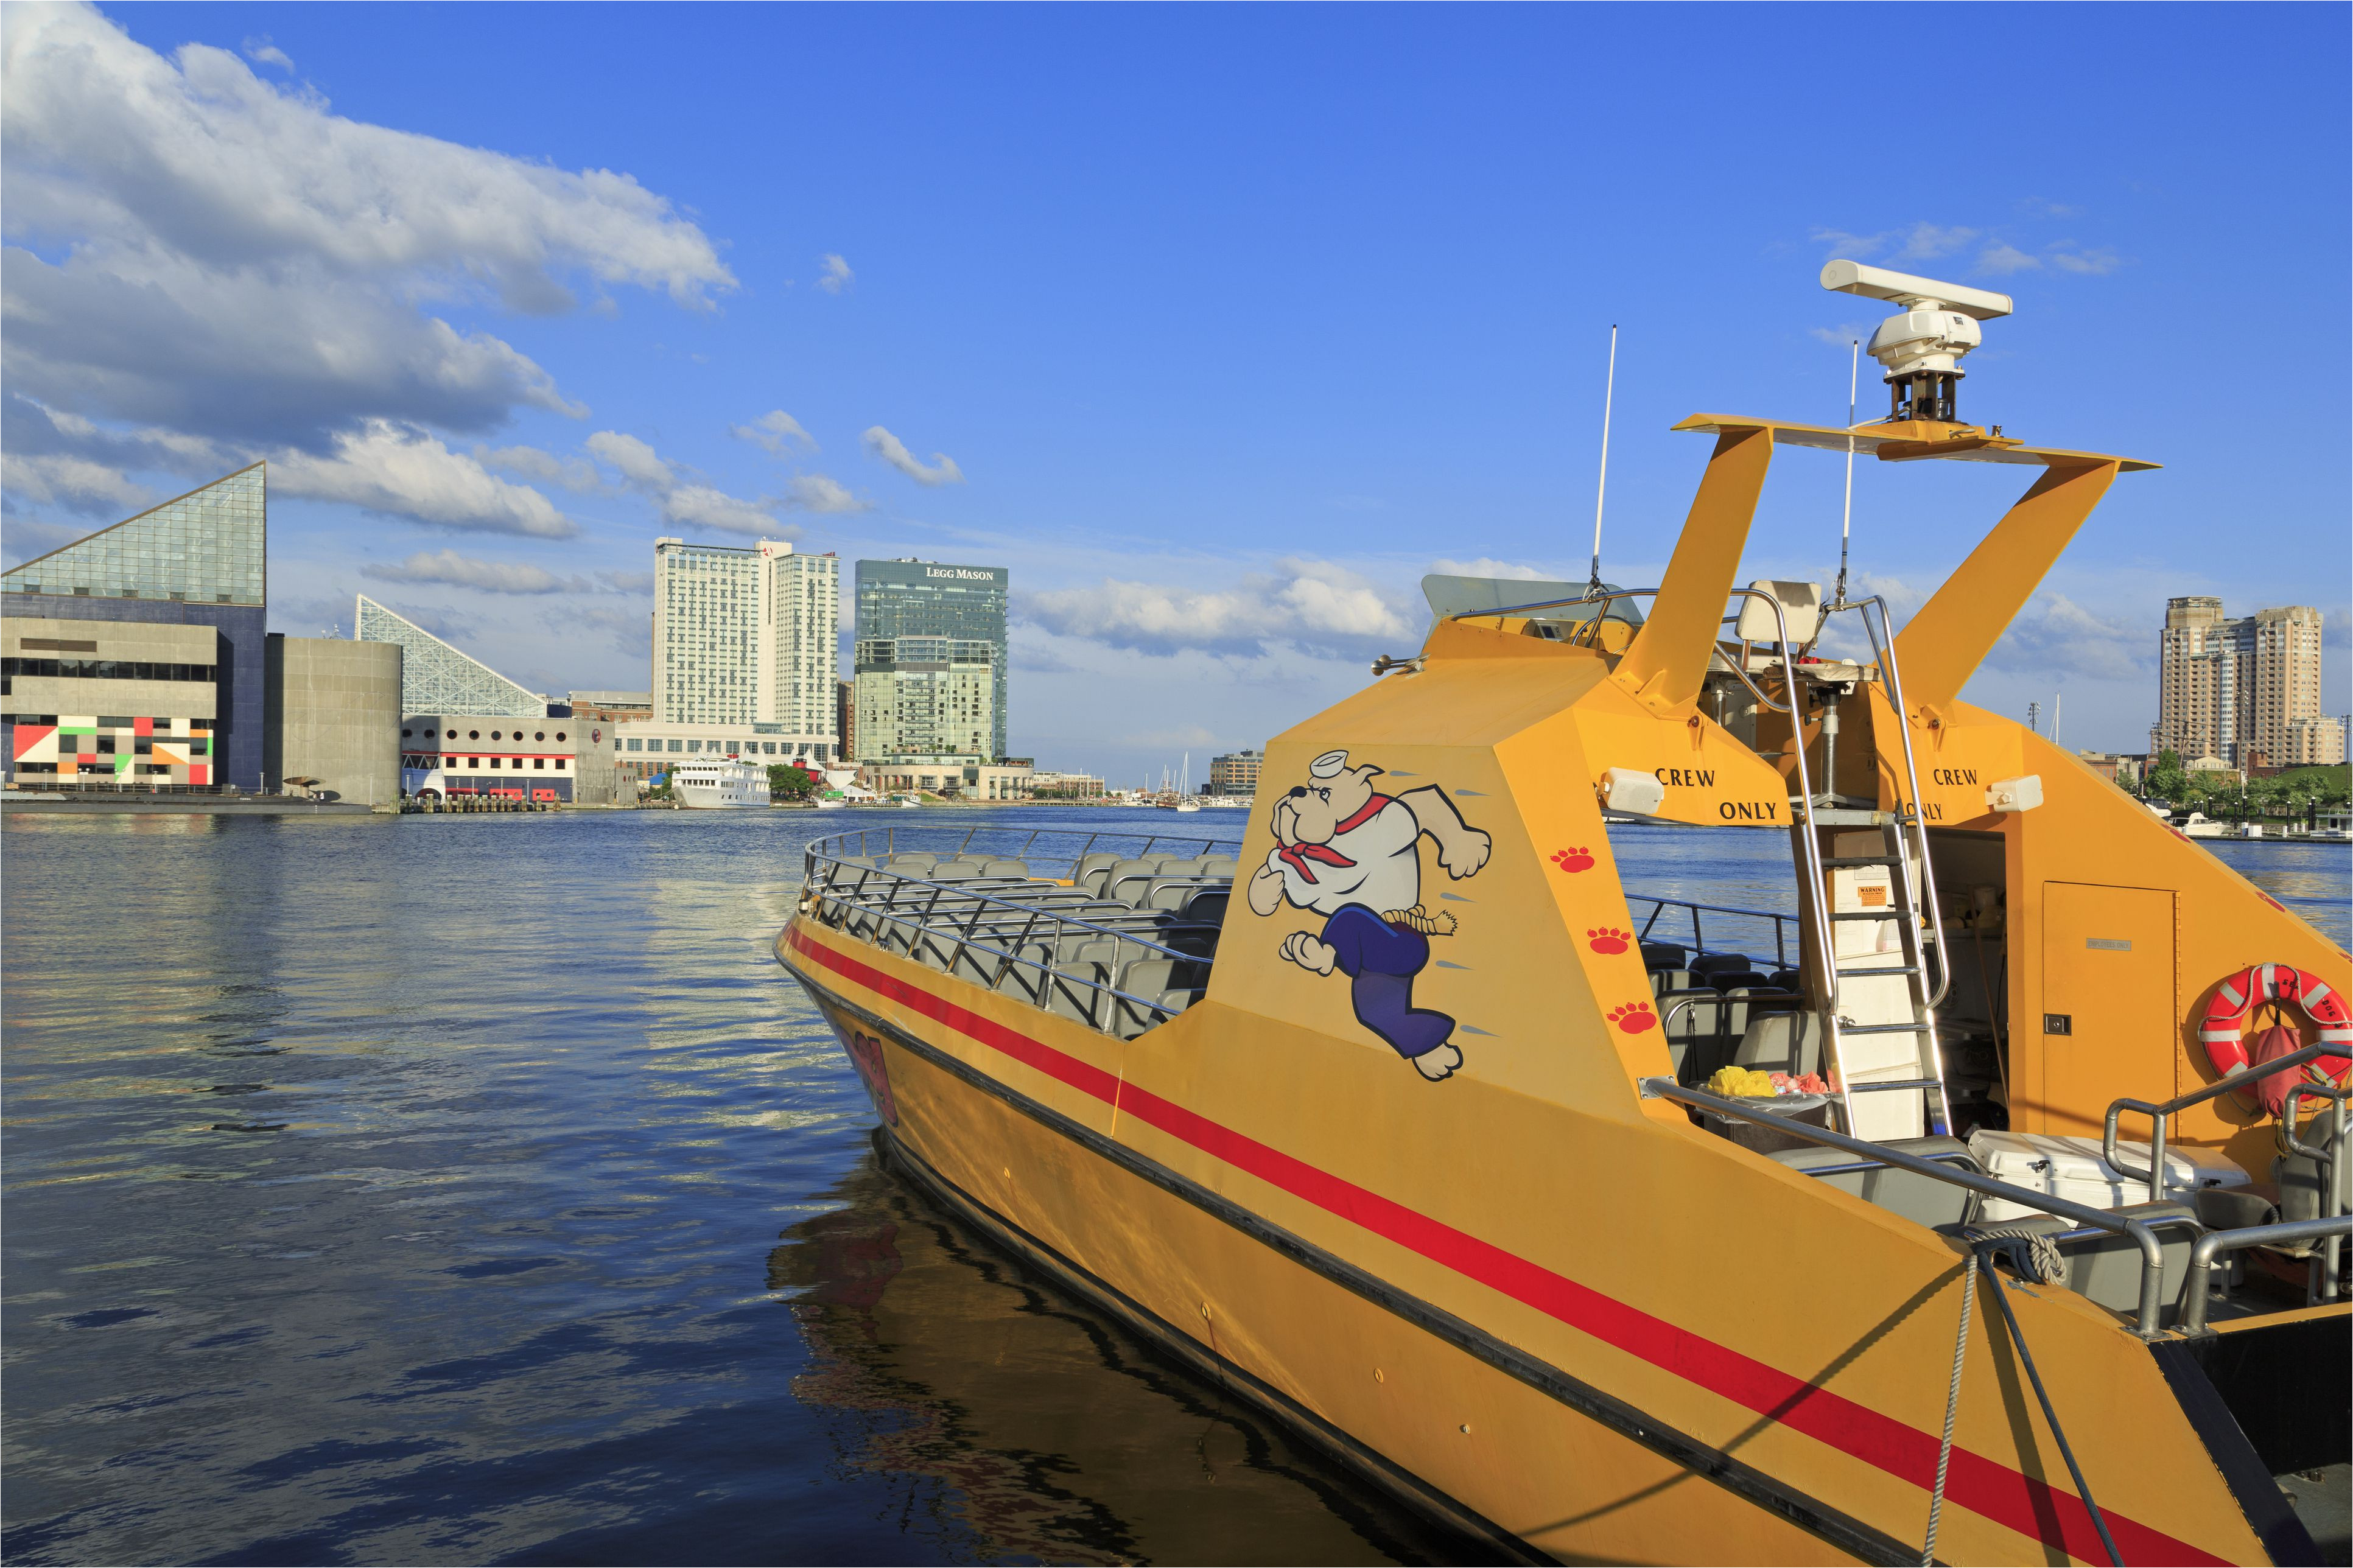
[9,715,213,785]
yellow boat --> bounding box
[777,262,2351,1565]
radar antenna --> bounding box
[1822,261,2012,425]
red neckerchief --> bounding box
[1275,794,1392,884]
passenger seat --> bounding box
[1768,1136,1982,1229]
[1733,1012,1826,1079]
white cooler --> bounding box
[1968,1130,2252,1223]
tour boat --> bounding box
[776,263,2349,1564]
[672,757,770,809]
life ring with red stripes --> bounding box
[2199,964,2353,1090]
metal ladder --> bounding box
[1818,601,1955,1138]
[1731,592,1957,1139]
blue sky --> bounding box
[4,1,2346,780]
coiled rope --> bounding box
[1920,1253,1977,1565]
[1382,905,1457,936]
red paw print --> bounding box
[1607,1001,1657,1035]
[1587,927,1631,955]
[1551,847,1596,873]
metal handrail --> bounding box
[2179,1216,2353,1334]
[804,824,1245,876]
[1642,1077,2176,1334]
[1852,595,1952,1010]
[1629,895,1798,972]
[2284,1082,2350,1303]
[2104,1040,2343,1205]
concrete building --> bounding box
[853,559,1009,762]
[652,539,838,747]
[265,635,402,803]
[2,466,268,788]
[1028,769,1107,799]
[2287,715,2347,766]
[611,718,837,793]
[836,679,855,764]
[1210,748,1263,797]
[2157,597,2326,766]
[862,758,1033,802]
[569,690,653,726]
[3,617,223,789]
[399,713,613,803]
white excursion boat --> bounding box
[672,758,771,810]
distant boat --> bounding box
[673,758,770,810]
[1174,797,1201,813]
[2178,811,2225,838]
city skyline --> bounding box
[2,4,2346,782]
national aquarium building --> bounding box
[2,466,268,790]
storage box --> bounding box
[1968,1130,2251,1223]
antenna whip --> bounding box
[1588,324,1617,596]
[1835,338,1858,607]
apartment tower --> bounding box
[652,539,840,754]
[2156,597,2333,765]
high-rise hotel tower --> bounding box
[653,538,840,755]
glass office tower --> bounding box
[852,559,1009,762]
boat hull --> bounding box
[779,919,2294,1566]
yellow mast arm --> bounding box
[1891,458,2120,717]
[1611,424,1773,712]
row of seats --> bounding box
[810,855,1231,1039]
[1646,947,1810,1087]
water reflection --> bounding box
[772,1149,1471,1566]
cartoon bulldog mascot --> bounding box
[1247,749,1491,1080]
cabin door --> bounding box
[2036,883,2175,1136]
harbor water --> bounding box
[3,807,2345,1564]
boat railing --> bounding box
[1641,1077,2209,1336]
[802,824,1245,883]
[1628,895,1798,973]
[799,838,1243,1035]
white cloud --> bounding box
[361,548,588,595]
[662,483,789,537]
[1020,559,1412,656]
[585,430,675,491]
[272,423,575,537]
[780,474,871,514]
[0,451,149,514]
[1985,592,2150,682]
[1428,557,1551,581]
[815,253,853,295]
[0,3,731,534]
[1977,242,2043,275]
[240,36,292,71]
[1813,223,1977,265]
[732,410,817,454]
[599,569,654,594]
[1808,322,1872,349]
[861,425,964,486]
[476,443,601,492]
[586,427,794,535]
[2051,248,2123,276]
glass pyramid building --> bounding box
[4,463,265,605]
[356,595,545,716]
[2,465,269,789]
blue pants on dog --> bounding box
[1320,904,1455,1060]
